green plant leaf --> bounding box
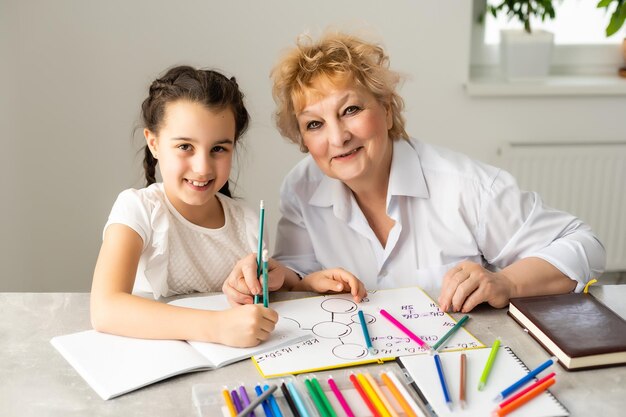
[597,0,612,8]
[606,3,626,36]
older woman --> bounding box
[225,32,605,313]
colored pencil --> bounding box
[478,337,501,391]
[327,376,355,417]
[493,377,556,417]
[433,315,469,351]
[379,308,434,354]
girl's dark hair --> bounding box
[141,66,250,197]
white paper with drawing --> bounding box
[253,287,484,377]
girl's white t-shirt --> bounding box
[104,183,261,298]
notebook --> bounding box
[508,293,626,371]
[252,287,485,378]
[398,347,569,417]
[50,294,308,400]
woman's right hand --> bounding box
[214,304,279,347]
[292,268,367,302]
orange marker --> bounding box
[493,377,556,417]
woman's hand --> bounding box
[213,304,278,347]
[222,253,294,306]
[438,261,514,312]
[292,268,367,303]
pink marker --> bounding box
[379,308,434,354]
[328,376,355,417]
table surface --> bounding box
[1,287,625,417]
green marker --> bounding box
[478,337,501,391]
[304,378,330,417]
[433,315,470,351]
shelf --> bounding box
[465,74,626,97]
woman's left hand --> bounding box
[438,261,514,312]
[292,268,367,302]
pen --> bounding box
[494,356,558,401]
[238,385,256,417]
[460,353,467,409]
[254,200,265,305]
[432,315,469,351]
[254,384,275,417]
[379,308,434,354]
[262,249,269,308]
[478,337,501,391]
[357,310,375,355]
[493,377,556,417]
[236,384,278,417]
[433,353,453,411]
[498,372,556,409]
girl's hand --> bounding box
[214,304,279,347]
[438,261,514,313]
[292,268,367,302]
[222,254,290,305]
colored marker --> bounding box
[287,381,311,417]
[254,384,274,417]
[262,249,269,308]
[383,371,423,417]
[364,373,399,417]
[311,377,337,417]
[264,384,284,417]
[223,387,237,417]
[328,376,355,417]
[280,382,301,417]
[434,353,452,411]
[433,315,469,351]
[478,337,501,391]
[236,384,278,417]
[380,372,418,417]
[379,308,434,354]
[238,385,256,417]
[357,310,375,355]
[494,356,558,401]
[304,378,328,417]
[231,389,243,413]
[357,373,390,417]
[493,377,556,417]
[498,372,556,409]
[460,353,467,409]
[349,373,381,417]
[254,200,265,305]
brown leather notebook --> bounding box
[508,293,626,371]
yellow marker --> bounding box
[357,373,392,417]
[364,373,399,417]
[222,388,237,417]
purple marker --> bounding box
[238,385,256,417]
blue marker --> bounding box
[357,310,375,355]
[264,384,284,417]
[494,356,558,401]
[434,353,453,411]
[255,384,274,417]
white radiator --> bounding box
[495,142,626,271]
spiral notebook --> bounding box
[398,346,569,417]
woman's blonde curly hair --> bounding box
[271,31,408,152]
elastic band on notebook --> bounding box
[583,279,598,294]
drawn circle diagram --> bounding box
[321,298,357,314]
[351,313,375,325]
[312,321,352,339]
[333,343,368,360]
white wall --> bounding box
[2,0,624,291]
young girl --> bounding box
[90,66,279,347]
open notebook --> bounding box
[50,294,308,400]
[398,347,569,417]
[253,287,484,378]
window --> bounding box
[471,0,624,77]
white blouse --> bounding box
[274,137,605,298]
[104,183,261,298]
